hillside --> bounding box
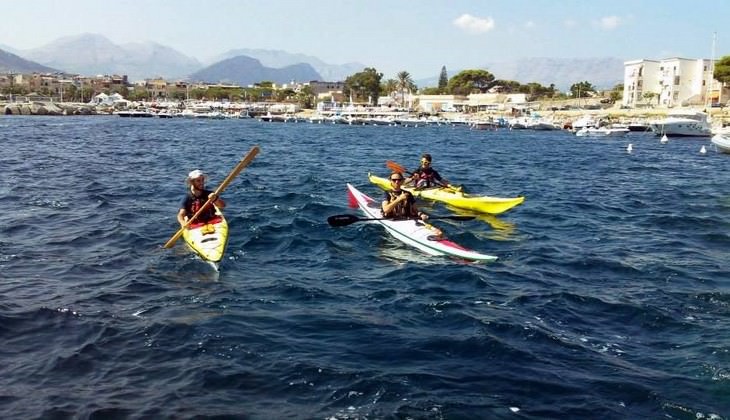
[189,56,322,85]
[214,48,365,82]
[0,48,57,73]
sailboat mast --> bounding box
[707,32,717,108]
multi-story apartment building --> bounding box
[623,57,726,108]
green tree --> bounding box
[63,84,77,102]
[296,85,315,108]
[569,81,596,98]
[396,71,416,107]
[714,55,730,85]
[381,79,397,97]
[609,83,623,103]
[344,67,383,104]
[438,66,448,92]
[447,69,496,95]
[274,88,296,102]
[642,91,658,104]
[492,80,521,93]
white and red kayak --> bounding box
[346,183,497,262]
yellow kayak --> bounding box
[368,173,524,215]
[181,207,229,270]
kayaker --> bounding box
[405,153,449,189]
[177,169,226,228]
[382,172,429,221]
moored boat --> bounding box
[575,127,630,137]
[711,134,730,154]
[649,110,712,137]
[346,184,497,262]
[368,173,524,215]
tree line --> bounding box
[343,66,625,107]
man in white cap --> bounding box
[176,169,226,228]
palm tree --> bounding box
[382,79,398,97]
[397,71,414,108]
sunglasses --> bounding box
[390,178,403,182]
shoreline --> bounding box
[2,100,728,126]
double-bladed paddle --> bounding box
[327,214,475,227]
[163,145,260,248]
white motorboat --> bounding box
[575,127,629,137]
[711,134,730,154]
[527,118,559,130]
[570,115,598,131]
[649,110,711,137]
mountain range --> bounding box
[0,49,57,73]
[0,33,625,90]
[189,56,322,86]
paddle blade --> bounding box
[445,215,476,221]
[327,214,361,227]
[386,160,407,174]
[347,188,359,208]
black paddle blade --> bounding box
[442,215,475,221]
[327,214,362,227]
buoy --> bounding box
[700,145,707,154]
[627,143,633,153]
[660,134,668,144]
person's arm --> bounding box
[209,193,225,209]
[433,170,449,187]
[382,193,407,216]
[404,169,421,186]
[410,197,429,221]
[177,208,188,228]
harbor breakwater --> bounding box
[2,101,96,116]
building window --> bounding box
[674,76,680,85]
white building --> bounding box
[623,57,725,108]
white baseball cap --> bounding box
[188,169,206,180]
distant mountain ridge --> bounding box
[4,33,625,91]
[213,48,366,82]
[189,56,322,86]
[19,33,201,81]
[0,48,57,73]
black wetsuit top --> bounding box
[411,166,444,188]
[382,190,417,220]
[180,188,216,222]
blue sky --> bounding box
[2,0,727,79]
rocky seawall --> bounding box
[2,101,97,116]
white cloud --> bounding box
[563,19,577,28]
[524,20,535,29]
[453,14,495,34]
[596,15,622,30]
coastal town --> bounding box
[1,55,729,138]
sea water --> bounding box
[1,116,729,418]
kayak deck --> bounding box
[347,183,497,262]
[181,208,229,270]
[368,173,524,215]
